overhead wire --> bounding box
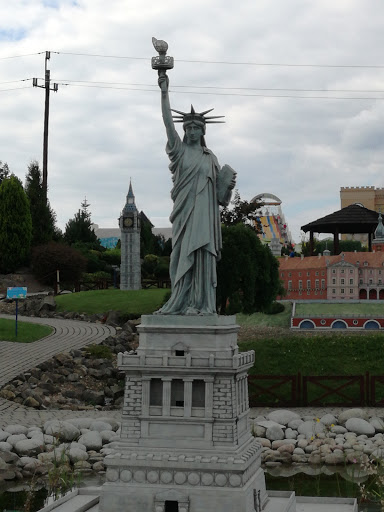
[52,51,384,69]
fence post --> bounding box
[366,371,370,406]
[297,372,301,407]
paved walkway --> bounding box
[0,314,118,428]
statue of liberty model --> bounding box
[152,37,236,315]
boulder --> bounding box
[0,442,12,452]
[0,450,19,463]
[68,446,89,463]
[320,414,337,426]
[266,410,301,425]
[4,425,28,436]
[6,434,27,447]
[338,409,369,425]
[14,438,45,456]
[78,431,103,451]
[89,421,113,432]
[0,431,10,442]
[345,418,375,436]
[44,420,80,441]
[266,425,285,441]
[370,417,384,433]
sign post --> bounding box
[6,287,27,337]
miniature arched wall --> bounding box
[299,320,315,329]
[331,320,347,329]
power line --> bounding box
[0,78,33,85]
[56,78,384,94]
[53,51,384,69]
[59,82,384,100]
[0,85,32,92]
[0,52,44,60]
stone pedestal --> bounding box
[100,315,267,512]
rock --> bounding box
[308,453,321,464]
[255,438,271,448]
[285,428,297,440]
[287,419,303,430]
[78,431,103,451]
[39,295,56,312]
[14,438,45,456]
[4,425,28,436]
[0,442,12,452]
[0,450,19,463]
[256,420,285,430]
[90,421,113,432]
[277,444,295,454]
[0,430,10,442]
[0,390,16,400]
[23,396,40,408]
[345,418,375,436]
[370,417,384,433]
[266,410,300,425]
[44,420,80,441]
[253,425,266,437]
[331,426,347,434]
[338,409,369,425]
[92,461,105,472]
[74,460,92,470]
[320,414,337,426]
[6,434,27,447]
[69,446,89,463]
[324,452,346,465]
[81,390,105,406]
[100,431,118,444]
[266,425,285,441]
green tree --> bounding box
[0,161,11,186]
[0,176,32,273]
[217,223,283,314]
[64,198,100,248]
[24,161,57,246]
[220,190,263,232]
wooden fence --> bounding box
[248,372,384,407]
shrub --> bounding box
[32,242,87,288]
[85,344,113,359]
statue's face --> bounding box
[185,122,204,144]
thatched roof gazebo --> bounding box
[301,203,379,254]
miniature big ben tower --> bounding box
[119,181,141,290]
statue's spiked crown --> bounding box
[172,105,225,125]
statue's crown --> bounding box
[171,105,225,125]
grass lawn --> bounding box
[0,319,53,342]
[54,288,170,315]
[295,302,384,317]
[236,304,292,328]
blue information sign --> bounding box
[7,287,27,299]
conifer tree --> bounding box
[25,161,57,246]
[0,176,32,273]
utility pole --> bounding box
[33,51,58,199]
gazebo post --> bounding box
[310,231,314,254]
[334,229,340,254]
[368,232,372,252]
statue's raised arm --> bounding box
[158,74,177,148]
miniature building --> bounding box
[119,181,141,290]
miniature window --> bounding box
[192,380,205,408]
[171,379,184,407]
[341,270,345,274]
[321,279,325,289]
[298,272,302,277]
[321,271,325,276]
[341,289,345,294]
[306,280,311,289]
[315,271,319,276]
[288,272,292,277]
[349,279,353,285]
[175,350,185,356]
[288,280,292,290]
[307,271,310,276]
[150,379,163,406]
[350,269,353,274]
[359,279,363,284]
[340,278,345,285]
[315,279,319,289]
[320,319,326,325]
[299,280,303,289]
[350,289,354,294]
[332,269,336,274]
[281,272,284,278]
[364,262,368,266]
[369,279,373,285]
[332,289,336,294]
[332,278,336,285]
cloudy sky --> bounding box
[1,0,384,243]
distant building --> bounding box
[279,251,384,300]
[119,181,141,290]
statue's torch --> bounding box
[151,37,174,77]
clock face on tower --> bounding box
[123,217,133,228]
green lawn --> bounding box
[54,288,170,315]
[295,302,384,317]
[0,319,53,342]
[236,304,292,328]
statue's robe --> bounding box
[158,134,224,315]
